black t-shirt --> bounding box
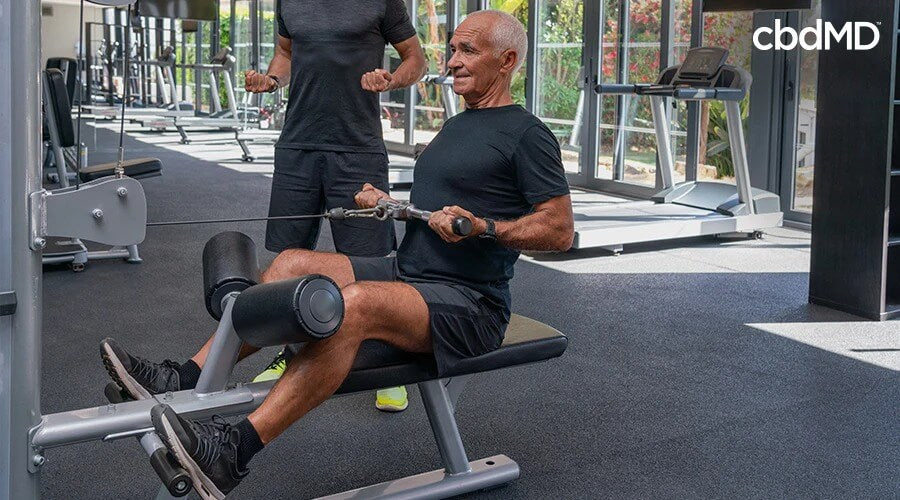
[276,0,415,153]
[397,105,570,313]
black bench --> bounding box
[338,314,567,394]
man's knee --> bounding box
[337,283,429,353]
[339,283,374,335]
[262,248,317,283]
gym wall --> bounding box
[40,1,105,68]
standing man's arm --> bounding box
[245,35,292,93]
[361,36,426,92]
[362,0,425,92]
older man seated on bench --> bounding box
[99,10,573,499]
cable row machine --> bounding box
[41,66,161,271]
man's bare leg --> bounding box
[101,249,361,400]
[149,280,430,498]
[189,249,356,368]
[247,281,432,443]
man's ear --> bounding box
[498,49,518,74]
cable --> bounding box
[146,214,327,227]
[146,207,389,227]
[74,0,86,189]
[115,3,132,178]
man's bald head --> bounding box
[464,10,527,72]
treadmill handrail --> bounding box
[594,83,746,101]
[594,83,642,95]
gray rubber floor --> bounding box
[38,124,899,499]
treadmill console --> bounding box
[211,47,233,64]
[672,47,729,87]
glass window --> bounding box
[620,0,663,187]
[791,0,820,213]
[414,0,451,145]
[598,0,664,186]
[491,0,528,105]
[669,0,695,184]
[381,44,410,145]
[595,0,620,180]
[702,9,753,183]
[536,0,584,174]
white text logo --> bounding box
[753,19,880,51]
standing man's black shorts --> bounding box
[349,256,508,376]
[266,148,395,256]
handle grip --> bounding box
[407,206,472,237]
[375,200,473,237]
[451,216,473,237]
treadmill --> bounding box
[572,47,783,253]
[84,46,194,120]
[170,47,254,161]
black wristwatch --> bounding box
[266,74,281,93]
[479,218,497,241]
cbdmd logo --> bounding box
[753,19,881,51]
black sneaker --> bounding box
[100,337,182,400]
[151,404,247,500]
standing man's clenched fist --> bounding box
[361,68,395,92]
[245,70,279,93]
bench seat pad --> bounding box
[336,315,567,394]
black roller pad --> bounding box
[202,232,260,320]
[232,275,344,347]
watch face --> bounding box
[480,219,497,240]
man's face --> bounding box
[447,16,510,101]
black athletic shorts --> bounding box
[266,148,394,256]
[349,256,508,376]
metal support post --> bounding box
[418,379,471,475]
[0,0,43,497]
[651,95,677,190]
[725,100,755,213]
[194,295,242,395]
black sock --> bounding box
[235,418,264,469]
[176,360,201,390]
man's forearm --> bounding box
[493,210,573,252]
[389,53,426,90]
[266,47,292,87]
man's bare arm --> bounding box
[493,195,574,251]
[361,35,426,92]
[245,35,292,93]
[389,35,427,88]
[430,195,575,252]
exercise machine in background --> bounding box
[571,47,783,253]
[41,68,161,271]
[84,46,194,121]
[171,47,255,161]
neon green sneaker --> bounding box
[375,386,408,412]
[252,350,289,383]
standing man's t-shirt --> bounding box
[276,0,416,152]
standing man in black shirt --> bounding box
[100,11,573,498]
[243,0,426,410]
